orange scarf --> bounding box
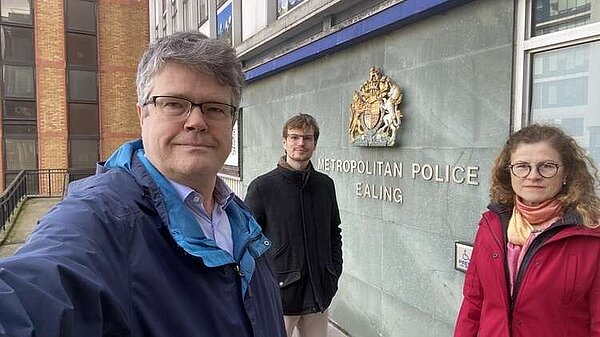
[507,198,562,245]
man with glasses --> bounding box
[246,114,343,337]
[0,32,286,337]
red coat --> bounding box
[454,204,600,337]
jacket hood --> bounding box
[102,139,144,173]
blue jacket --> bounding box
[0,140,286,337]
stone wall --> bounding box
[241,0,514,335]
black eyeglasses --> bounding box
[507,162,562,178]
[144,96,237,122]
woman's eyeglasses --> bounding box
[507,162,562,178]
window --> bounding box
[68,69,98,101]
[3,123,36,136]
[198,0,208,25]
[217,0,232,45]
[277,0,308,18]
[0,0,32,25]
[533,0,596,36]
[68,103,99,136]
[66,0,96,32]
[182,0,188,30]
[171,0,177,30]
[3,138,37,171]
[1,26,34,63]
[66,0,99,169]
[67,33,97,66]
[3,100,36,119]
[221,108,242,177]
[69,139,99,168]
[3,65,34,98]
[514,0,600,163]
[1,6,36,185]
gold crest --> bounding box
[348,67,403,147]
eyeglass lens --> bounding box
[509,162,560,178]
[151,96,235,121]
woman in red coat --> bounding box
[454,124,600,337]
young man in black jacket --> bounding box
[246,113,343,337]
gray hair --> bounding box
[136,31,244,108]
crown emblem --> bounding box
[348,67,403,147]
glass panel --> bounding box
[182,0,188,30]
[67,33,97,66]
[277,0,307,17]
[69,103,98,136]
[68,69,97,101]
[532,0,597,36]
[4,172,18,187]
[0,0,32,25]
[3,123,36,135]
[530,41,600,164]
[3,100,36,119]
[4,138,37,170]
[69,139,98,168]
[198,0,208,23]
[1,26,34,63]
[66,0,96,32]
[3,65,34,98]
[217,1,232,45]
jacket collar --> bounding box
[276,156,314,187]
[97,139,271,295]
[486,202,600,241]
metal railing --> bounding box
[0,169,241,231]
[0,168,95,230]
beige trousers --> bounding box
[285,309,328,337]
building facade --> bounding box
[0,0,149,190]
[149,0,600,336]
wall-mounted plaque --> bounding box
[454,241,473,273]
[348,67,403,147]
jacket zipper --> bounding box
[299,170,322,311]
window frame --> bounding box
[513,0,600,130]
[66,0,97,33]
[220,108,242,178]
[0,0,33,25]
[65,0,99,169]
[197,0,208,26]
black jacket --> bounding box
[246,160,343,315]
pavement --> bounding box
[291,321,349,337]
[0,197,60,257]
[0,196,350,336]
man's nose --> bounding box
[184,106,208,131]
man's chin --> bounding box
[290,154,312,162]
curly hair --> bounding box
[490,124,600,228]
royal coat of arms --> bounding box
[348,67,403,146]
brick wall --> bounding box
[97,0,149,160]
[0,1,148,191]
[35,0,68,173]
